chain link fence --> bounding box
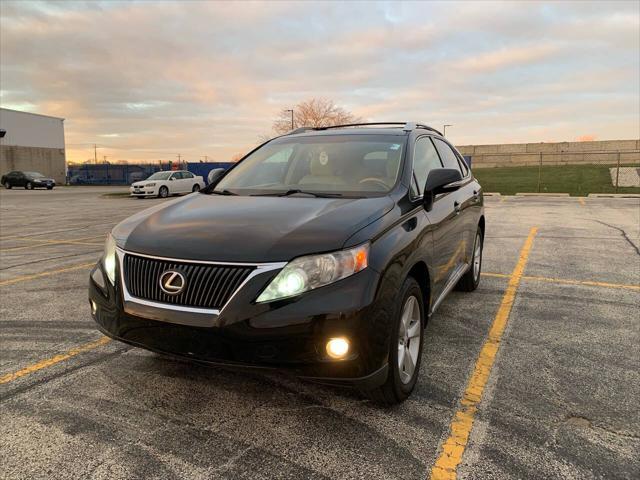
[470,150,640,196]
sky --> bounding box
[1,0,639,164]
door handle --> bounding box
[454,200,461,214]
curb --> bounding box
[587,193,640,198]
[515,193,570,197]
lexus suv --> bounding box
[89,122,484,404]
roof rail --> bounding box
[287,127,315,135]
[284,122,443,136]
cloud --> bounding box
[0,0,638,163]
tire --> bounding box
[457,227,483,292]
[25,182,33,190]
[3,181,11,189]
[47,186,54,190]
[364,277,425,406]
[158,186,169,198]
[192,184,201,192]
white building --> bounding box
[0,108,66,183]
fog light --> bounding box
[326,337,350,359]
[90,300,97,316]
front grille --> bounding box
[123,254,254,309]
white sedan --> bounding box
[130,170,205,198]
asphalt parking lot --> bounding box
[1,187,638,480]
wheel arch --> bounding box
[405,261,431,324]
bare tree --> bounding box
[272,98,361,135]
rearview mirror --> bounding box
[207,168,225,185]
[423,168,463,212]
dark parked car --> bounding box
[89,122,484,404]
[2,171,56,190]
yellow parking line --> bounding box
[482,272,639,291]
[0,235,104,252]
[0,337,111,384]
[522,274,640,291]
[0,262,94,287]
[11,235,105,244]
[482,272,510,278]
[430,227,538,480]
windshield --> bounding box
[146,171,172,181]
[214,134,406,197]
[24,172,45,178]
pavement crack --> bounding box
[594,220,640,256]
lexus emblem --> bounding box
[159,270,186,295]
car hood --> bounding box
[131,181,152,187]
[113,193,394,263]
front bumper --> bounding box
[88,257,389,388]
[33,181,55,188]
[130,186,157,196]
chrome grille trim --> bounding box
[116,247,286,317]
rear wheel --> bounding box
[158,186,169,198]
[3,181,11,189]
[25,182,33,190]
[46,186,54,190]
[364,276,424,406]
[457,227,483,292]
[192,184,200,192]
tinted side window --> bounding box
[413,137,443,195]
[182,171,194,179]
[433,138,462,174]
[171,172,183,180]
[457,153,469,176]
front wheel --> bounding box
[364,276,424,406]
[3,181,11,189]
[158,186,169,198]
[25,182,33,190]
[46,186,54,190]
[457,227,483,292]
[192,184,201,192]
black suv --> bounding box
[2,171,56,190]
[89,122,484,404]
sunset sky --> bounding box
[1,0,638,164]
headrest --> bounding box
[310,152,334,176]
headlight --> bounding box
[145,183,156,187]
[103,234,117,284]
[256,243,369,303]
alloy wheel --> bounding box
[397,295,422,384]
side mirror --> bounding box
[169,176,174,181]
[423,168,463,212]
[207,168,225,185]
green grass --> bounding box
[473,164,640,196]
[100,192,132,198]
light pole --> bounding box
[443,124,453,136]
[285,109,294,130]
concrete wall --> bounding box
[0,108,65,149]
[457,139,640,168]
[0,145,67,183]
[0,108,67,183]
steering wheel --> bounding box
[358,177,389,191]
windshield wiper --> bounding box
[210,189,237,196]
[252,189,343,198]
